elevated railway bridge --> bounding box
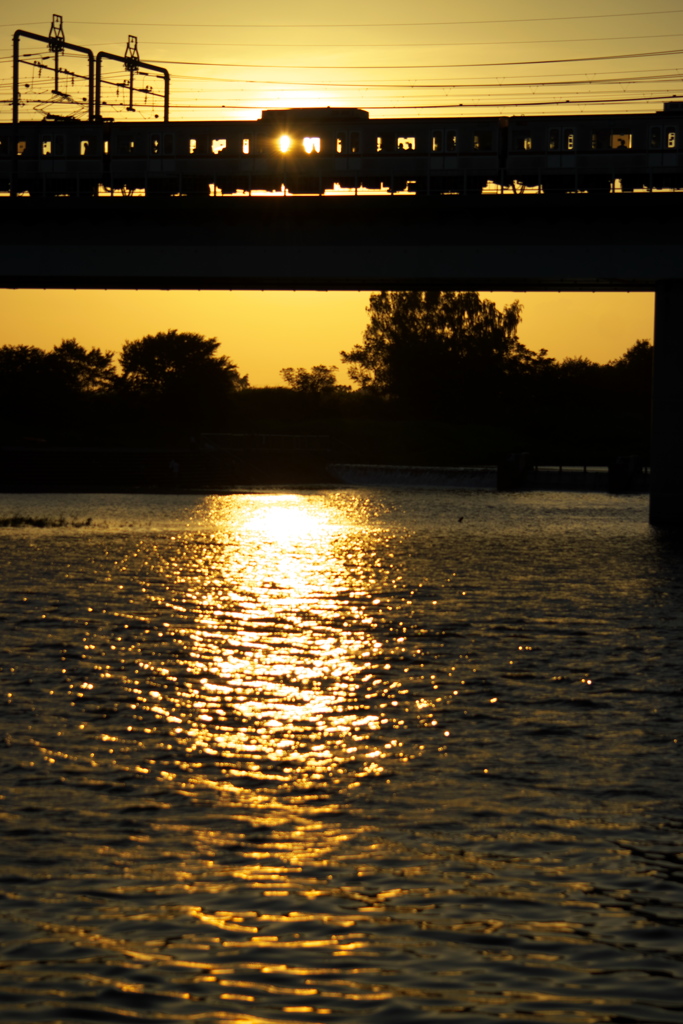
[1,191,682,525]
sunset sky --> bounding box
[1,0,677,383]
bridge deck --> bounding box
[1,193,681,291]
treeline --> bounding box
[0,332,247,446]
[0,296,653,465]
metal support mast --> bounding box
[12,15,95,122]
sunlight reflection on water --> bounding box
[1,489,682,1023]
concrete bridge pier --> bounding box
[650,282,683,526]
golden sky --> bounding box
[1,0,675,383]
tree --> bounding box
[121,330,247,394]
[341,290,550,415]
[280,364,349,395]
[47,339,117,394]
[0,345,53,435]
[119,330,248,433]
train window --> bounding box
[54,135,64,157]
[376,136,384,153]
[667,128,677,149]
[446,133,457,151]
[591,130,609,150]
[473,131,493,150]
[513,132,532,151]
[163,134,174,156]
[564,130,575,151]
[42,138,52,156]
[336,134,346,154]
[303,136,321,154]
[397,136,416,151]
[79,139,91,157]
[117,138,137,155]
[549,129,559,150]
[242,138,250,155]
[212,139,227,154]
[150,135,161,156]
[432,131,443,152]
[17,140,27,156]
[350,132,360,154]
[650,127,661,148]
[610,133,632,150]
[103,140,109,155]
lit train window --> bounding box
[610,134,632,150]
[650,127,661,148]
[446,133,457,151]
[513,132,532,151]
[211,139,227,154]
[79,139,91,157]
[549,129,559,150]
[473,131,492,150]
[303,137,321,154]
[667,128,677,149]
[564,130,575,151]
[42,138,52,156]
[376,136,384,152]
[397,136,416,151]
[189,139,197,154]
[242,138,250,155]
[17,140,26,156]
[150,135,160,155]
[350,132,360,154]
[432,131,443,152]
[336,134,346,154]
[103,140,109,155]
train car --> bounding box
[0,120,105,196]
[1,104,683,196]
[505,106,683,192]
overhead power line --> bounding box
[119,33,683,49]
[150,47,683,71]
[44,8,683,29]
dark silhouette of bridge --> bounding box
[1,192,682,526]
[1,193,681,291]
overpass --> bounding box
[1,193,682,291]
[1,192,682,525]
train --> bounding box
[2,104,683,196]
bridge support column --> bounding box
[650,282,683,526]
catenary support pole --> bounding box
[650,282,683,526]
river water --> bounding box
[0,488,682,1024]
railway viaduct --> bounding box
[1,191,682,526]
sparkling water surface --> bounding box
[0,488,682,1023]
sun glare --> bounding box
[278,135,292,154]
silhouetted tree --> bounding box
[341,290,550,416]
[0,345,53,437]
[119,330,248,435]
[121,330,247,394]
[47,339,117,395]
[280,364,349,394]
